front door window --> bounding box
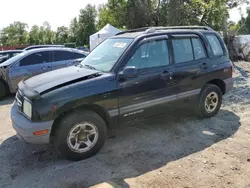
[126,39,170,69]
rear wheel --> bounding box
[196,84,222,118]
[54,110,107,161]
[0,80,7,99]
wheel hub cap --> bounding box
[78,131,87,141]
[205,92,219,113]
[67,122,99,153]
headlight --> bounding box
[23,99,32,119]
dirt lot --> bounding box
[0,62,250,188]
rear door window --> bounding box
[19,51,51,66]
[205,34,224,56]
[191,38,206,60]
[172,38,194,63]
[54,51,85,61]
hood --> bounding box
[19,65,101,98]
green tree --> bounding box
[69,17,79,43]
[126,0,155,29]
[55,26,69,44]
[78,4,97,45]
[97,0,127,30]
[43,22,55,44]
[29,25,40,44]
[0,21,29,46]
[37,22,55,44]
[167,0,185,26]
[245,9,250,33]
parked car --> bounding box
[24,45,64,51]
[0,48,87,99]
[11,26,233,161]
[0,50,23,64]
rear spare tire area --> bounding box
[196,84,222,118]
[54,110,107,161]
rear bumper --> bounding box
[11,102,53,144]
[224,78,234,93]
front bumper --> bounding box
[11,102,54,144]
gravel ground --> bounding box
[0,62,250,188]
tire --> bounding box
[54,110,107,161]
[196,84,222,118]
[0,80,7,99]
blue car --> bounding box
[24,45,65,51]
[0,47,87,99]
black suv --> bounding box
[11,26,233,161]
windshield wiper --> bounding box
[84,64,97,70]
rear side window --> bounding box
[54,51,85,61]
[205,34,224,56]
[191,38,206,60]
[172,38,193,63]
[20,51,51,66]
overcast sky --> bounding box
[0,0,107,30]
[0,0,248,30]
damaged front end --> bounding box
[18,70,103,100]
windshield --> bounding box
[0,52,26,66]
[80,38,133,72]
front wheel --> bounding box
[54,110,107,161]
[196,84,222,118]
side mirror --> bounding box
[118,66,138,79]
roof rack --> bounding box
[116,27,152,35]
[116,26,213,35]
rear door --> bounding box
[204,33,232,80]
[170,34,210,103]
[118,36,176,124]
[8,51,52,91]
[52,50,86,70]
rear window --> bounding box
[205,34,224,56]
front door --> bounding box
[118,37,176,124]
[8,51,52,91]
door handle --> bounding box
[161,71,173,80]
[200,63,208,70]
[41,66,50,70]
